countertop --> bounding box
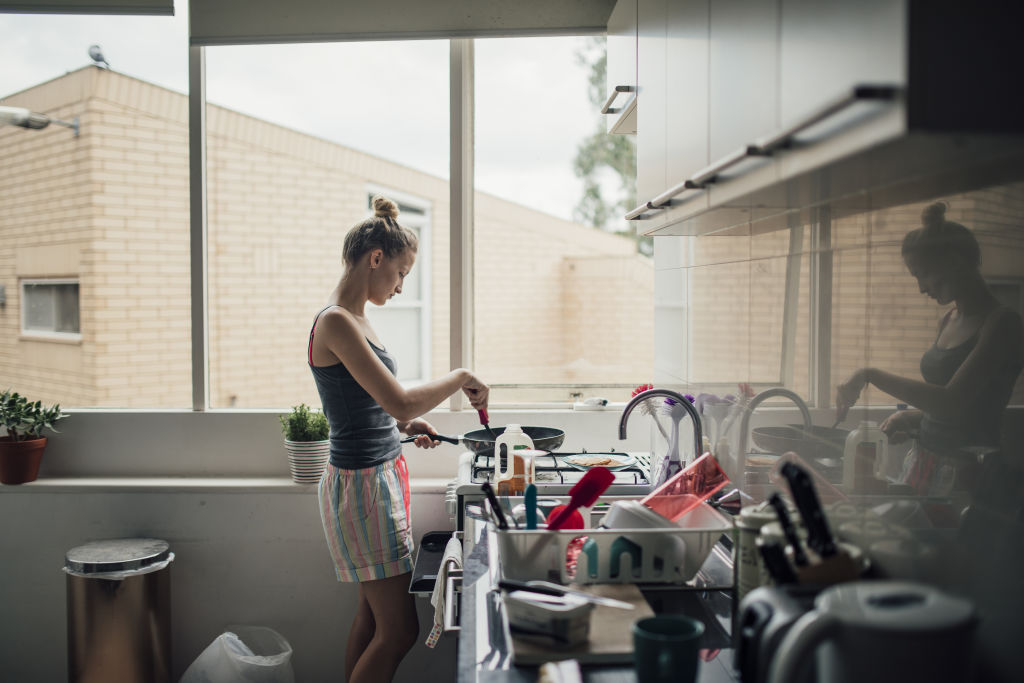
[457,517,740,682]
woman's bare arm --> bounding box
[315,308,487,422]
[838,307,1022,420]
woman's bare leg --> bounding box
[345,586,375,682]
[348,572,419,683]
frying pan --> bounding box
[751,424,848,461]
[401,425,565,455]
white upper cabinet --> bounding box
[604,0,638,134]
[708,0,779,164]
[636,0,667,210]
[625,0,1024,237]
[778,0,904,129]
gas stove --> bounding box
[447,450,655,532]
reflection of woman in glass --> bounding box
[836,202,1023,494]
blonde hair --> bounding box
[342,195,418,266]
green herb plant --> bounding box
[1,389,66,442]
[279,403,329,442]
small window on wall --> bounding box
[364,189,431,384]
[21,279,80,339]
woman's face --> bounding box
[368,248,416,306]
[906,256,958,306]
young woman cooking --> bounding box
[308,195,489,682]
[835,201,1022,495]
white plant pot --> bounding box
[283,439,330,484]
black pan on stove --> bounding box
[403,425,564,454]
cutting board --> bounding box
[507,583,653,665]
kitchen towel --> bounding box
[426,532,463,648]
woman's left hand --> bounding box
[403,418,440,448]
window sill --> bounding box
[0,476,453,494]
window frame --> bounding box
[19,278,82,342]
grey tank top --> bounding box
[308,306,401,469]
[918,310,1021,453]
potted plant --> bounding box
[279,403,330,484]
[0,389,66,485]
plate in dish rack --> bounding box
[559,453,636,471]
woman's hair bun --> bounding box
[372,195,399,220]
[921,201,948,228]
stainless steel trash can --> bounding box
[65,538,174,683]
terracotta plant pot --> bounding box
[0,436,48,485]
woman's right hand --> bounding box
[879,409,920,444]
[460,371,489,411]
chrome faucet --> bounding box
[736,387,813,463]
[619,388,703,459]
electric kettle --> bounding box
[768,581,977,683]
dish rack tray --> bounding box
[493,499,732,585]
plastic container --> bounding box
[504,591,594,646]
[639,452,730,522]
[494,499,731,585]
[494,424,534,496]
[843,421,888,494]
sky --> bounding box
[0,1,619,225]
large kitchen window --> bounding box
[473,36,651,405]
[0,2,190,409]
[203,39,449,409]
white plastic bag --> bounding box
[180,626,295,683]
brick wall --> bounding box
[1,67,654,408]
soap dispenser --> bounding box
[494,424,534,496]
[843,421,888,494]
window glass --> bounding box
[473,36,651,404]
[0,3,189,408]
[22,281,80,336]
[204,40,449,408]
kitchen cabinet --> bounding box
[604,0,637,135]
[627,0,1024,237]
[635,0,667,217]
[708,0,778,166]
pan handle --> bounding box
[401,434,462,445]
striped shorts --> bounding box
[318,454,414,582]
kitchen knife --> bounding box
[480,481,509,530]
[497,579,634,610]
[756,539,798,585]
[768,493,809,567]
[524,484,538,530]
[780,462,837,558]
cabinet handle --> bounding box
[601,85,636,115]
[627,83,903,220]
[754,84,902,153]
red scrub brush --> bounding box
[547,466,615,530]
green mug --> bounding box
[632,615,705,683]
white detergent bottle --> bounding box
[494,424,534,495]
[843,421,888,493]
